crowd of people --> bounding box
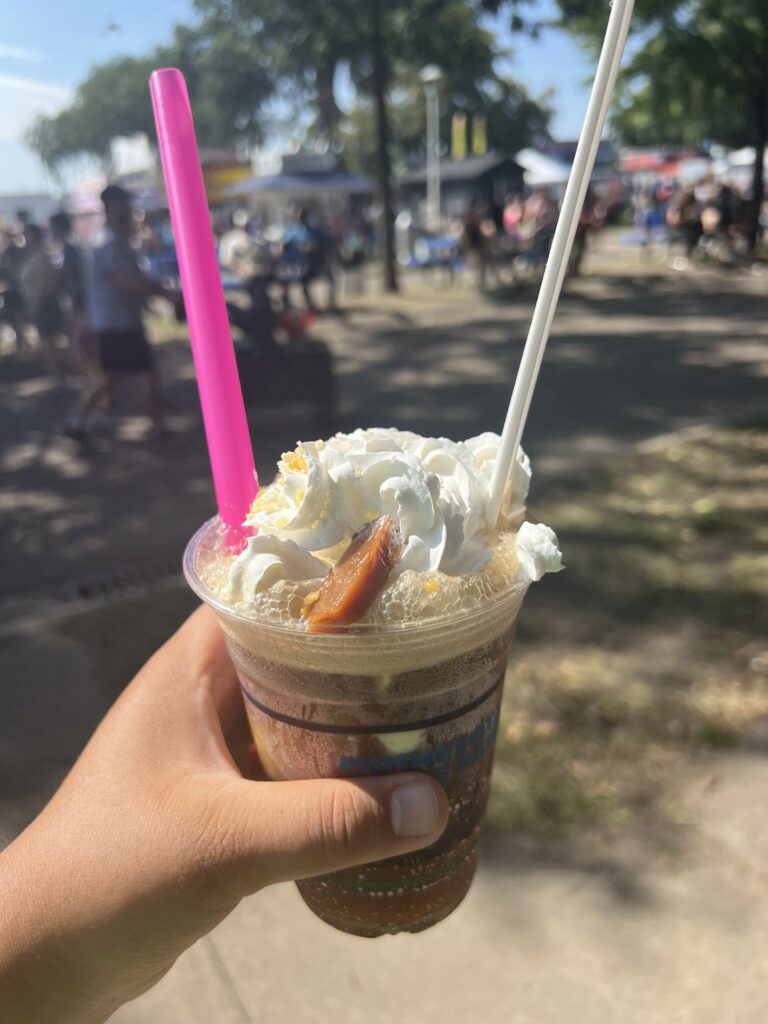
[0,192,361,443]
[456,186,605,287]
[631,177,765,264]
[216,204,341,311]
[214,203,376,313]
[0,185,172,440]
[2,173,763,443]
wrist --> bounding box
[0,828,116,1024]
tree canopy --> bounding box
[551,0,768,231]
[192,0,549,152]
[26,22,274,173]
[27,56,159,171]
[30,0,550,172]
[192,0,552,286]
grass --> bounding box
[488,426,768,843]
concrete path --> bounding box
[111,814,768,1024]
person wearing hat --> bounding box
[74,185,171,439]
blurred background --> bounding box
[1,1,767,1021]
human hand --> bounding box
[0,606,448,1024]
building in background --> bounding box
[200,149,252,205]
[221,151,372,226]
[0,194,61,228]
[398,153,523,225]
[544,139,627,219]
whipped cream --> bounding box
[224,428,561,601]
[515,522,562,581]
[225,536,328,604]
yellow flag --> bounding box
[451,113,467,160]
[472,115,487,156]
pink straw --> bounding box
[150,68,257,544]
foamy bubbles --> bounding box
[199,523,532,629]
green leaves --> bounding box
[551,0,768,220]
[28,0,552,175]
[26,22,274,170]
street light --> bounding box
[419,64,443,233]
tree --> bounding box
[27,56,158,172]
[550,0,768,247]
[26,22,273,174]
[341,71,549,179]
[196,0,550,290]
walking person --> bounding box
[461,204,493,290]
[75,185,172,440]
[18,224,68,379]
[51,212,108,437]
[50,212,85,323]
[304,210,337,312]
[0,236,29,351]
[568,186,605,277]
[667,188,702,266]
[50,211,90,365]
[279,206,314,310]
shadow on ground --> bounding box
[327,274,768,479]
[2,271,767,897]
[0,333,325,606]
[2,272,765,605]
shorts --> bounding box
[97,328,154,374]
[34,294,64,337]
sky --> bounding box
[0,0,595,196]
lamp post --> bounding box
[419,64,443,232]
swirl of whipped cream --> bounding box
[225,536,328,602]
[240,428,533,589]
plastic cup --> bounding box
[184,518,529,937]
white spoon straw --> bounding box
[486,0,634,526]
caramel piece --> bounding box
[306,516,401,632]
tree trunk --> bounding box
[315,59,340,146]
[371,0,398,292]
[749,75,767,251]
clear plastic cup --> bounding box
[185,519,528,937]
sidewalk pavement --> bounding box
[112,821,768,1024]
[3,587,768,1024]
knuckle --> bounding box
[319,784,372,860]
[192,814,234,874]
[183,785,241,891]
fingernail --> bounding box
[390,779,440,838]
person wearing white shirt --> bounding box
[72,185,171,440]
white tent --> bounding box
[711,146,768,192]
[727,147,761,167]
[515,148,571,187]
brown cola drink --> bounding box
[185,518,528,937]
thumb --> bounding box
[217,773,449,895]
